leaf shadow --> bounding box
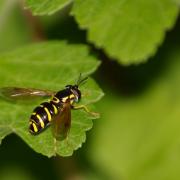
[0,134,59,180]
[44,4,86,45]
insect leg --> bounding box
[72,105,99,118]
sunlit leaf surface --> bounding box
[72,0,179,65]
[25,0,72,15]
[0,41,103,157]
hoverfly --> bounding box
[0,74,97,140]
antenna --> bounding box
[76,73,88,87]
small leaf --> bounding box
[72,0,179,65]
[0,41,103,157]
[25,0,72,15]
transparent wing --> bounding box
[52,100,71,141]
[0,87,55,101]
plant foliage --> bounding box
[72,0,179,64]
[26,0,179,64]
[0,41,103,157]
[1,0,180,179]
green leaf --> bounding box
[72,0,179,65]
[89,46,180,179]
[0,41,103,157]
[25,0,72,15]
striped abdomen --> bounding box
[29,97,61,134]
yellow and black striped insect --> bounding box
[0,74,96,140]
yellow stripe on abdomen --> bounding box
[44,107,52,121]
[52,104,58,114]
[36,114,45,128]
[32,123,38,133]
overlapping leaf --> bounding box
[72,0,179,65]
[0,41,103,157]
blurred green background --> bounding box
[1,1,180,180]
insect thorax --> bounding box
[53,89,76,104]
